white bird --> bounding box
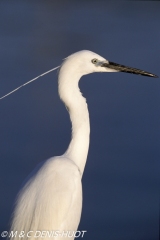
[8,50,157,240]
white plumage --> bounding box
[9,50,157,240]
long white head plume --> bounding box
[0,65,60,100]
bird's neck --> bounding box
[58,68,90,176]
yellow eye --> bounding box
[91,58,98,64]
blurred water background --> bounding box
[0,1,159,240]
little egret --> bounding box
[5,50,157,240]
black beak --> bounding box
[101,61,158,78]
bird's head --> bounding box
[63,50,158,78]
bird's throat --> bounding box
[58,67,90,176]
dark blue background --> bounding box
[0,1,159,240]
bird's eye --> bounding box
[91,58,98,64]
